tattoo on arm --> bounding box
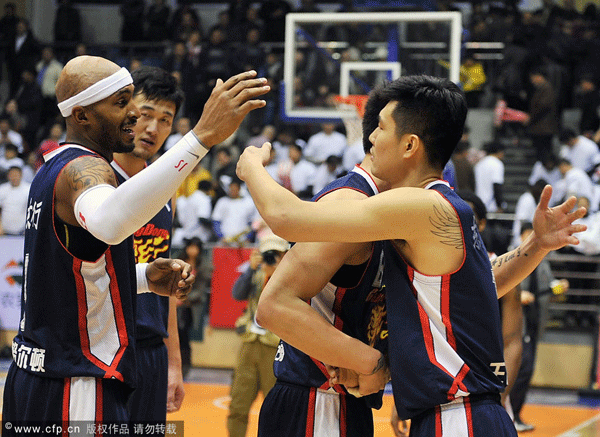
[65,156,117,192]
[364,354,387,375]
[430,199,463,249]
[490,247,528,268]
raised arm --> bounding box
[237,143,436,245]
[57,72,270,245]
[493,185,586,297]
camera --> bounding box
[261,250,280,266]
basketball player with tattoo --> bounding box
[2,55,269,432]
[237,76,586,436]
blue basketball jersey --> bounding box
[273,166,387,403]
[112,161,171,341]
[384,181,506,420]
[12,144,137,386]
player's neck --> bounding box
[391,165,442,190]
[360,155,389,191]
[65,129,112,162]
[113,153,145,176]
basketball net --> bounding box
[334,95,368,147]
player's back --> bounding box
[385,181,505,419]
[273,166,387,399]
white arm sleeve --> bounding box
[136,263,151,294]
[74,131,208,245]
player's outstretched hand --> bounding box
[532,185,587,251]
[147,258,195,300]
[236,142,272,182]
[193,71,270,147]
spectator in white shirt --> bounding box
[511,179,547,248]
[555,158,596,210]
[303,123,347,165]
[342,137,365,173]
[212,178,257,245]
[271,129,305,165]
[277,142,317,199]
[528,153,562,206]
[0,116,24,154]
[313,155,344,194]
[559,129,600,173]
[21,151,37,183]
[174,179,214,246]
[0,166,30,235]
[0,143,24,182]
[570,196,600,255]
[475,141,506,213]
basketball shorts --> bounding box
[2,362,132,436]
[408,394,518,437]
[257,381,374,437]
[127,341,168,424]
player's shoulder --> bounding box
[317,186,369,202]
[59,154,117,191]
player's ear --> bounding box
[71,106,89,125]
[404,134,420,156]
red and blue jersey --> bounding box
[385,181,506,420]
[273,166,387,407]
[12,145,137,386]
[112,161,171,341]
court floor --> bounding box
[2,362,600,436]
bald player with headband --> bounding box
[1,56,269,432]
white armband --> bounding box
[136,263,151,294]
[72,131,209,245]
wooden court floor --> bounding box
[2,374,600,436]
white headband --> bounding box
[57,67,133,117]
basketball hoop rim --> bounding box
[333,94,369,118]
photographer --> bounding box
[227,233,290,437]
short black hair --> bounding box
[454,140,470,154]
[362,86,389,153]
[456,189,487,223]
[325,155,342,165]
[183,236,203,250]
[4,143,18,153]
[198,179,212,192]
[7,165,22,173]
[559,129,577,143]
[483,141,505,154]
[131,66,185,115]
[370,75,467,171]
[530,179,548,203]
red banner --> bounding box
[209,246,253,328]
